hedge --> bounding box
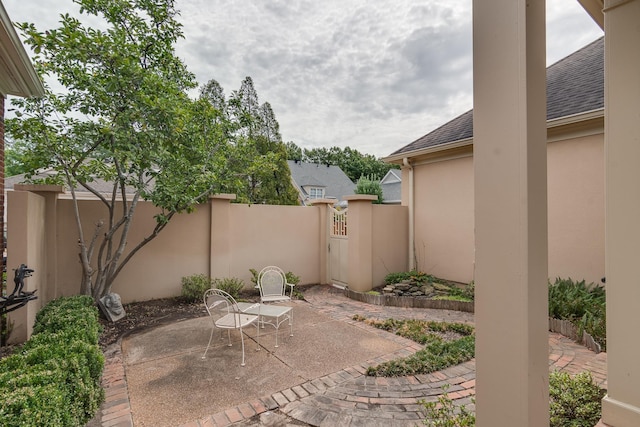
[0,295,105,426]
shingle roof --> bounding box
[6,170,138,194]
[389,36,604,157]
[287,160,355,202]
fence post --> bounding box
[343,195,377,292]
[209,194,236,280]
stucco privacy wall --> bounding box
[224,203,321,286]
[6,191,46,344]
[53,198,212,302]
[52,199,321,303]
[372,204,409,285]
[405,132,604,286]
[7,183,406,341]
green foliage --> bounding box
[249,268,300,286]
[212,277,245,299]
[550,371,606,427]
[418,371,605,427]
[286,143,399,183]
[548,278,606,349]
[5,137,31,177]
[285,271,301,285]
[444,282,475,302]
[0,295,104,426]
[250,268,302,299]
[181,274,213,302]
[355,174,383,203]
[384,270,435,285]
[7,0,235,300]
[356,317,475,377]
[201,77,299,206]
[421,386,476,427]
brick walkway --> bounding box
[92,285,607,426]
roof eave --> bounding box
[578,0,604,30]
[383,138,473,164]
[384,108,605,164]
[0,3,44,97]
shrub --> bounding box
[0,295,104,426]
[384,270,434,285]
[418,371,605,427]
[249,268,302,299]
[212,277,245,299]
[550,371,605,427]
[548,278,606,349]
[181,274,213,302]
[250,268,301,286]
[421,385,475,427]
[355,174,383,203]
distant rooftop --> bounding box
[287,160,355,203]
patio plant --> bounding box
[548,278,606,349]
[212,277,245,300]
[419,370,605,427]
[549,371,605,427]
[421,385,475,427]
[181,274,213,303]
[384,270,435,285]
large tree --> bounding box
[202,77,299,205]
[7,0,234,300]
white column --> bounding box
[473,1,548,426]
[602,0,640,425]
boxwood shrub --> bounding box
[0,295,105,426]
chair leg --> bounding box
[226,329,232,347]
[289,309,294,337]
[202,327,215,359]
[239,327,246,366]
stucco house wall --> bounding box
[547,133,604,284]
[388,37,606,286]
[402,130,605,286]
[412,154,475,284]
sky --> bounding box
[4,0,603,158]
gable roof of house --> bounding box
[6,170,138,197]
[380,169,401,204]
[388,36,604,158]
[287,160,355,203]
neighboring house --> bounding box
[5,170,139,198]
[384,36,605,285]
[287,160,355,206]
[0,2,45,271]
[379,169,401,205]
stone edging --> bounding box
[343,288,602,354]
[548,317,602,354]
[343,287,474,313]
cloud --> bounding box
[4,0,603,158]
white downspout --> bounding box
[403,157,415,271]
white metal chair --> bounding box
[201,288,260,366]
[256,266,294,304]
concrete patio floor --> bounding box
[91,285,607,427]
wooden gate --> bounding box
[329,206,348,285]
